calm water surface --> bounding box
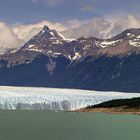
[0,111,139,140]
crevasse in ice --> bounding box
[0,86,140,111]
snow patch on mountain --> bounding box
[72,52,81,60]
[137,35,140,38]
[95,40,122,48]
[129,40,140,47]
[28,44,35,48]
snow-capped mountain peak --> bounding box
[3,27,140,65]
[42,25,50,31]
[33,25,64,40]
[2,28,140,93]
[20,25,66,53]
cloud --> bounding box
[82,5,93,12]
[46,0,66,6]
[0,20,67,53]
[0,22,23,54]
[0,14,140,54]
[32,0,66,6]
[111,15,140,36]
[12,20,68,42]
[62,18,112,39]
[62,15,140,39]
[63,19,89,29]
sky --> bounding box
[0,0,140,24]
[0,0,140,52]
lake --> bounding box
[0,111,139,140]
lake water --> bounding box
[0,111,139,140]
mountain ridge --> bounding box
[2,26,140,64]
[0,26,140,92]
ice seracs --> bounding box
[0,86,140,111]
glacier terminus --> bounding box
[0,86,140,111]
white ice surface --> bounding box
[0,86,140,111]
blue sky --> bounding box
[0,0,140,24]
[0,0,140,52]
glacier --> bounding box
[0,86,140,111]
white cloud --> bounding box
[111,15,140,36]
[64,19,89,29]
[62,15,140,39]
[12,20,68,42]
[46,0,65,6]
[0,15,140,54]
[0,22,23,54]
[0,20,67,53]
[82,5,93,12]
[62,18,112,39]
[32,0,66,6]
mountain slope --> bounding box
[0,26,140,92]
[0,54,140,92]
[76,97,140,115]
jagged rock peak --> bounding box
[42,25,50,31]
[36,25,64,40]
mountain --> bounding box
[0,26,140,92]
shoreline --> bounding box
[74,107,140,115]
